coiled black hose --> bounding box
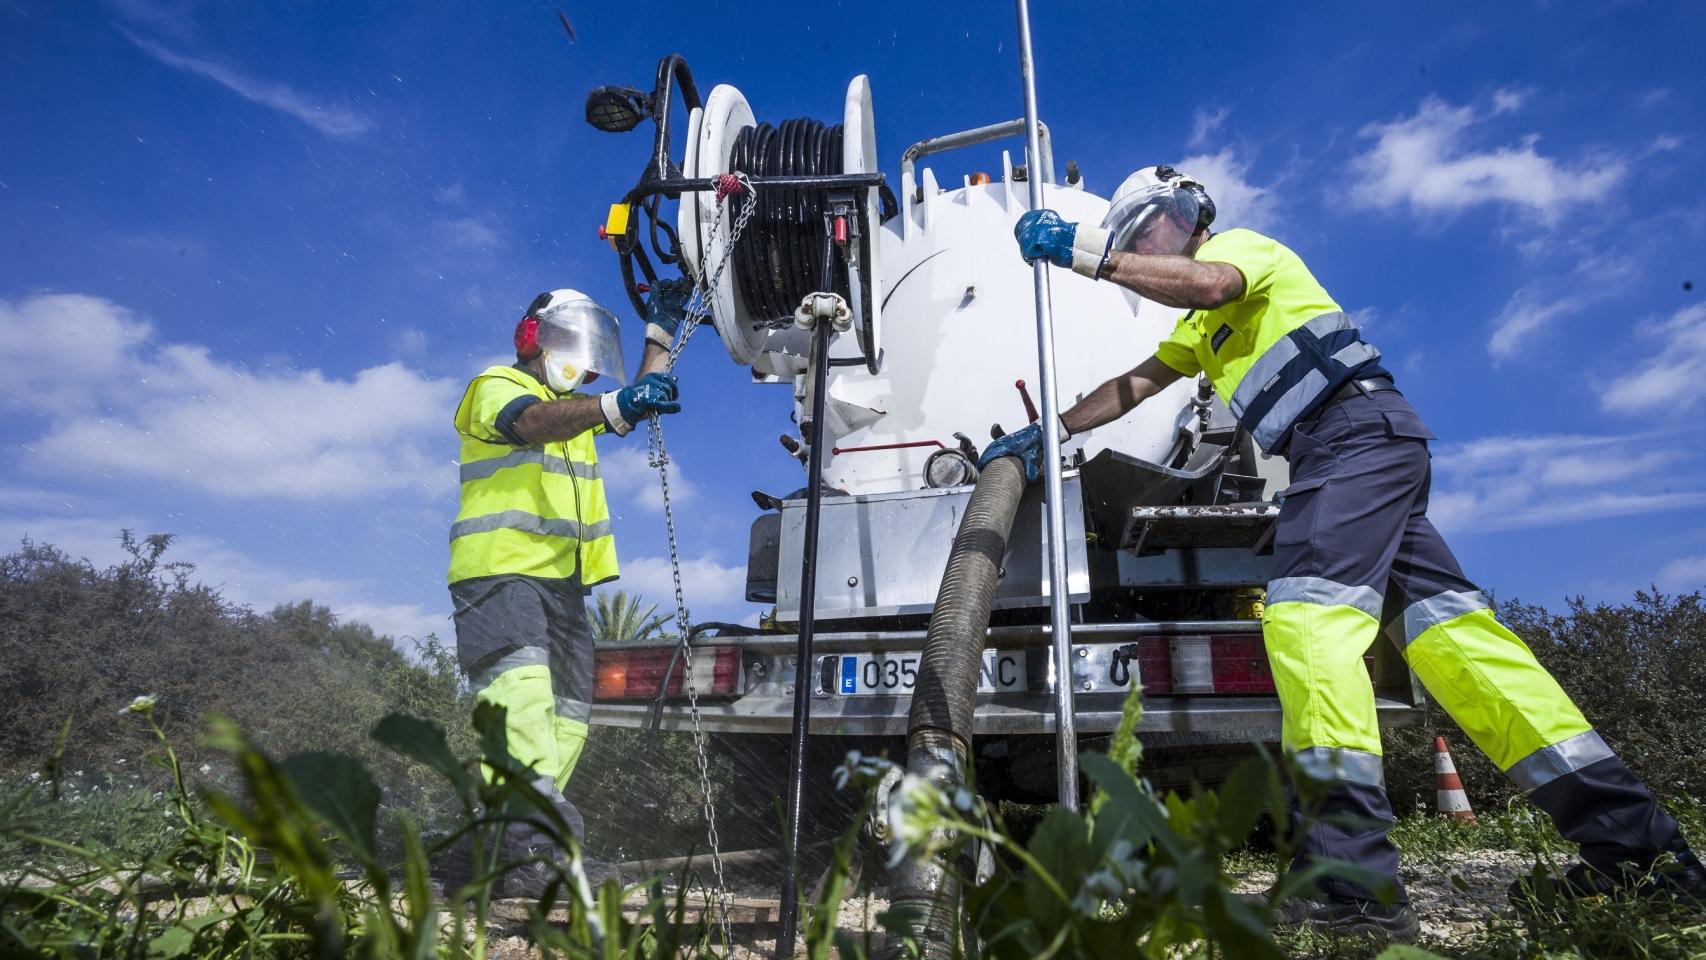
[728,118,851,323]
[885,455,1029,960]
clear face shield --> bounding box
[536,299,627,394]
[1100,183,1202,257]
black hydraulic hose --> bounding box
[729,118,850,323]
[885,455,1029,960]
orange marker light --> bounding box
[970,172,992,186]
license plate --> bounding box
[832,651,1025,696]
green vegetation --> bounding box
[589,591,672,647]
[1383,590,1706,816]
[3,534,1703,956]
[4,659,1446,958]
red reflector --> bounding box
[1137,637,1173,693]
[1209,635,1276,693]
[593,646,741,701]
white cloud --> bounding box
[1648,134,1684,155]
[1657,555,1706,592]
[119,28,373,138]
[105,0,197,42]
[434,216,501,251]
[1488,286,1581,362]
[614,555,746,616]
[1348,92,1622,223]
[599,445,696,513]
[1638,88,1674,110]
[1429,432,1706,534]
[1178,149,1280,233]
[1600,303,1706,414]
[0,293,457,501]
[1188,107,1230,148]
[0,294,153,407]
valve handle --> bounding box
[1015,379,1040,424]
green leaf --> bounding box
[373,713,473,795]
[472,701,532,780]
[1202,887,1283,960]
[149,926,195,958]
[1082,753,1179,859]
[278,750,381,864]
[1375,946,1454,960]
[398,814,438,960]
[1214,757,1272,843]
[1024,806,1089,934]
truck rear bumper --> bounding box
[590,691,1421,738]
[589,620,1424,739]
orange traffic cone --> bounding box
[1434,735,1476,822]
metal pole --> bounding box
[1014,0,1080,811]
[775,228,839,957]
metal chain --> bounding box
[644,174,756,949]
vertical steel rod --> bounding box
[775,229,839,957]
[1014,0,1080,811]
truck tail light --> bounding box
[1158,635,1276,694]
[1208,635,1275,693]
[594,646,742,701]
[1152,635,1376,695]
[1134,637,1174,693]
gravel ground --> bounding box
[1231,848,1533,948]
[484,848,1538,957]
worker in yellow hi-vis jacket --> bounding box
[447,281,688,895]
[982,164,1704,941]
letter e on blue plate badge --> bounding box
[839,655,858,694]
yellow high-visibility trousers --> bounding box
[1265,387,1690,901]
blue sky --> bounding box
[2,1,1703,648]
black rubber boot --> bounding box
[1268,895,1422,942]
[1509,853,1706,912]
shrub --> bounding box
[1384,590,1706,816]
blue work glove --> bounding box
[976,422,1045,483]
[644,278,694,346]
[600,372,681,436]
[1014,209,1113,278]
[1014,209,1076,268]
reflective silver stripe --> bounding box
[471,644,550,690]
[1388,590,1489,649]
[460,450,601,484]
[1330,341,1380,368]
[1294,746,1385,788]
[1268,576,1384,620]
[1227,311,1359,418]
[1229,335,1300,418]
[449,510,614,543]
[554,696,592,724]
[1505,730,1615,793]
[1250,368,1330,452]
[1302,311,1354,337]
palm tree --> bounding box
[587,590,672,646]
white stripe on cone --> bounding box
[1434,735,1476,820]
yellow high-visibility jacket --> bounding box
[448,364,618,586]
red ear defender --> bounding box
[514,315,541,359]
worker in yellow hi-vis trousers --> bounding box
[446,281,689,896]
[982,164,1704,941]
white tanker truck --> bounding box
[582,55,1422,808]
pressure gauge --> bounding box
[924,449,978,488]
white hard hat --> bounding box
[1102,165,1216,257]
[517,288,627,393]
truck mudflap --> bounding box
[588,621,1425,739]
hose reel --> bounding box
[677,78,891,375]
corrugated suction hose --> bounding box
[884,455,1028,959]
